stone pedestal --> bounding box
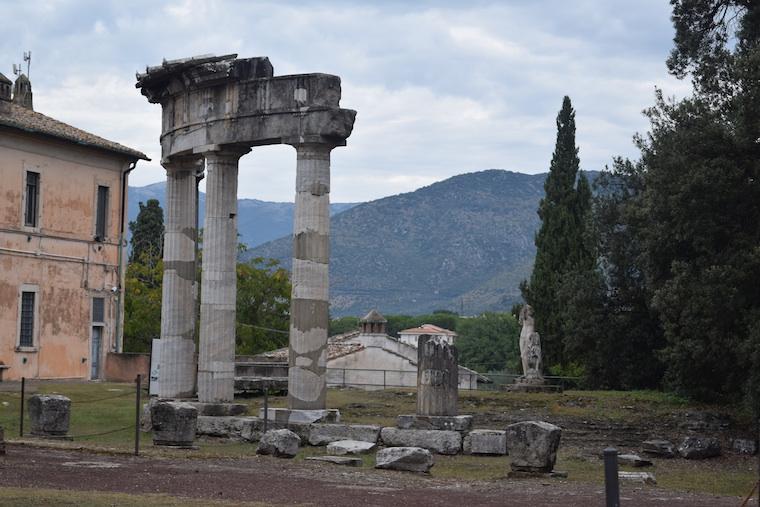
[288,143,333,411]
[463,429,507,455]
[29,394,71,437]
[158,157,202,398]
[197,148,249,403]
[151,400,198,447]
[417,335,458,416]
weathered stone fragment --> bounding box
[195,416,254,439]
[380,427,461,455]
[732,438,758,455]
[677,436,721,459]
[619,471,657,485]
[257,429,300,458]
[29,394,71,436]
[306,456,362,467]
[417,335,458,416]
[327,440,376,455]
[375,447,433,473]
[396,414,473,432]
[642,439,676,458]
[308,423,380,445]
[151,401,198,447]
[260,408,339,425]
[463,429,507,455]
[680,412,731,432]
[187,402,247,417]
[617,454,652,467]
[505,421,561,472]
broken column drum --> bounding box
[137,55,356,404]
[417,335,459,416]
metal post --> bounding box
[604,447,620,507]
[262,384,269,433]
[19,377,25,437]
[383,370,386,389]
[134,374,141,456]
[342,368,346,388]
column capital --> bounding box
[194,144,251,163]
[161,155,204,174]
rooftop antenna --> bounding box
[23,51,31,79]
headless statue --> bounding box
[518,305,543,381]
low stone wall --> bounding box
[105,353,150,383]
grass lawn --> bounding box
[0,381,756,498]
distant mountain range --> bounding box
[130,170,597,317]
[127,182,357,248]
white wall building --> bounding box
[397,323,457,347]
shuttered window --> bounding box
[24,172,39,227]
[19,291,35,347]
[95,185,109,240]
[92,297,105,324]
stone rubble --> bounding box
[308,423,380,445]
[257,429,300,458]
[375,447,434,473]
[326,440,376,455]
[677,436,721,459]
[505,421,561,473]
[617,453,653,467]
[641,439,676,458]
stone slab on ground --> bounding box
[375,447,433,473]
[29,394,71,436]
[196,416,260,440]
[151,401,198,447]
[617,454,653,467]
[678,436,721,459]
[186,402,248,417]
[505,421,561,472]
[507,383,562,394]
[507,470,568,479]
[308,423,381,445]
[326,440,376,455]
[396,414,473,432]
[257,429,300,458]
[259,408,340,425]
[306,456,362,467]
[463,430,507,455]
[731,438,757,455]
[380,427,461,455]
[619,471,657,485]
[642,439,676,458]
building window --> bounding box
[19,291,36,347]
[24,171,39,227]
[92,297,105,324]
[95,185,109,241]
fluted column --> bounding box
[197,147,249,403]
[288,143,334,410]
[158,157,203,398]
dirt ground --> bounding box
[0,444,748,506]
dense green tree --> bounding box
[128,199,164,263]
[522,96,591,368]
[235,256,291,355]
[456,312,520,373]
[329,316,361,336]
[123,252,162,353]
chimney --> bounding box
[0,72,11,101]
[12,74,33,110]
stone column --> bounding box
[197,147,248,403]
[288,143,333,410]
[158,157,203,398]
[417,335,459,416]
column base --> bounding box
[259,408,340,425]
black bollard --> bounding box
[604,447,620,507]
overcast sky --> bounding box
[1,0,692,202]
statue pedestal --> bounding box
[507,376,562,393]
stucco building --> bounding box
[0,72,147,381]
[398,323,457,347]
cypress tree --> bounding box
[128,199,165,265]
[522,96,588,369]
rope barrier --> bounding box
[69,424,136,440]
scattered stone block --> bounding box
[642,439,676,458]
[677,436,721,459]
[619,471,657,485]
[29,394,71,437]
[257,429,300,458]
[396,415,473,432]
[731,438,758,455]
[380,427,461,455]
[186,402,247,417]
[463,429,507,455]
[417,335,459,416]
[680,412,730,432]
[507,470,568,479]
[308,423,381,445]
[505,421,561,472]
[196,416,254,440]
[151,401,198,447]
[306,456,362,467]
[259,408,340,425]
[327,440,376,455]
[375,447,434,473]
[617,454,652,467]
